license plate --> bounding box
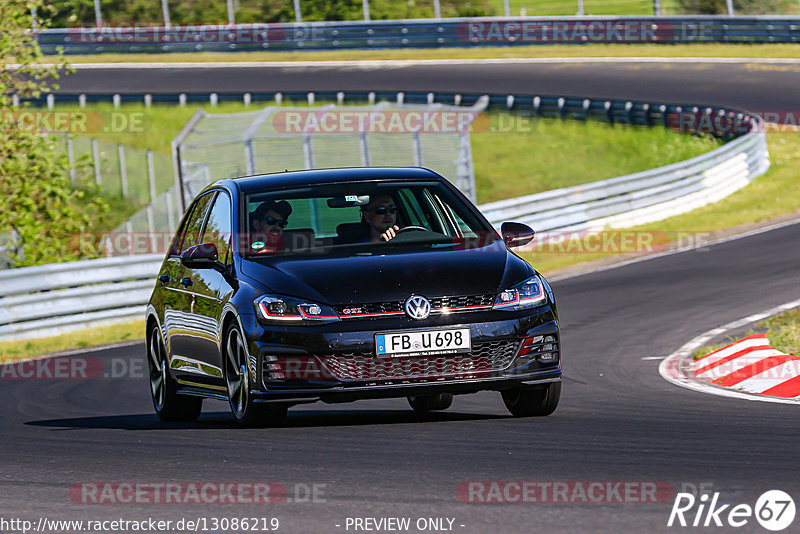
[375,328,471,357]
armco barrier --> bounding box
[36,16,800,54]
[0,255,162,340]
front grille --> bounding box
[318,339,517,382]
[334,294,494,318]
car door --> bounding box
[186,190,235,383]
[164,191,218,384]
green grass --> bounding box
[0,319,145,363]
[693,308,800,359]
[49,43,800,64]
[472,116,720,202]
[519,130,800,275]
[490,0,681,16]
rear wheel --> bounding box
[147,324,202,422]
[224,324,287,427]
[501,382,561,417]
[407,393,453,412]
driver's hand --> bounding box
[380,225,400,242]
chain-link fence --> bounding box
[52,134,174,207]
[174,99,489,211]
[48,134,183,257]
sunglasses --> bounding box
[264,216,288,228]
[367,204,398,215]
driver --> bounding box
[361,193,400,242]
[250,199,292,253]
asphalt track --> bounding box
[3,59,800,532]
[56,59,800,111]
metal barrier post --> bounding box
[92,138,101,184]
[147,150,157,203]
[161,0,170,27]
[66,134,76,183]
[293,0,302,22]
[412,132,422,166]
[118,144,128,198]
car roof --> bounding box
[224,167,444,194]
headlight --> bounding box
[493,275,547,310]
[255,295,340,323]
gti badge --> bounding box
[405,295,431,320]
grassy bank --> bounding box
[519,130,800,275]
[694,308,800,359]
[50,44,800,64]
[0,320,144,363]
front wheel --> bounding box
[408,393,453,412]
[146,324,202,422]
[501,382,561,417]
[224,324,287,427]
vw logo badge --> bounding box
[405,295,431,320]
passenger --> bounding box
[361,193,400,242]
[250,200,292,253]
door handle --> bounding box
[180,277,193,287]
[158,274,170,285]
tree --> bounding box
[0,0,108,267]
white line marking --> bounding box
[658,297,800,405]
[27,56,800,70]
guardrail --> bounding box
[36,16,800,54]
[0,255,161,340]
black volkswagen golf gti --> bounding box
[146,167,561,425]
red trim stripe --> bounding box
[694,334,768,362]
[339,304,492,318]
[760,374,800,398]
[711,355,800,387]
[693,345,773,376]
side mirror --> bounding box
[501,222,535,248]
[180,242,220,269]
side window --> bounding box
[202,191,232,264]
[397,189,430,230]
[177,192,215,253]
[441,202,477,238]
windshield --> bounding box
[242,181,495,257]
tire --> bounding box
[224,324,288,427]
[146,324,202,422]
[501,382,561,417]
[407,393,453,412]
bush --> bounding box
[0,0,109,267]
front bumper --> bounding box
[240,306,561,404]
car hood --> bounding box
[239,244,531,305]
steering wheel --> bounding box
[395,225,430,234]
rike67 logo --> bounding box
[668,490,795,531]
